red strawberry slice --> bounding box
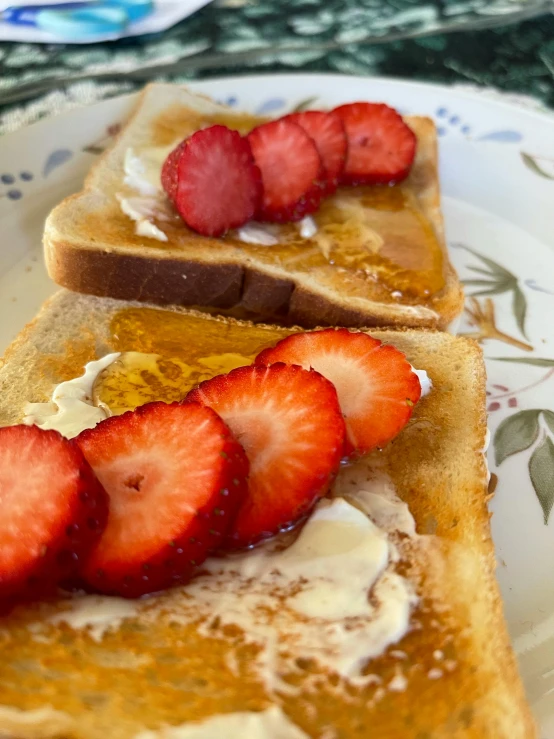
[0,425,108,600]
[255,329,421,456]
[168,125,263,237]
[185,364,345,548]
[76,402,249,598]
[284,110,347,196]
[161,140,186,203]
[247,119,325,223]
[333,102,416,185]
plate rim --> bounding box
[0,72,552,147]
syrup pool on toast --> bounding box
[93,351,251,416]
[90,307,291,414]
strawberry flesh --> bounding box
[0,425,108,600]
[256,328,421,456]
[161,140,186,203]
[333,102,416,185]
[170,125,262,237]
[248,119,325,222]
[76,401,249,597]
[284,110,347,196]
[186,364,345,548]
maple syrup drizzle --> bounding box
[93,352,251,416]
[102,308,293,414]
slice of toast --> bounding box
[0,290,533,738]
[44,83,463,330]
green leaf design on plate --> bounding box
[543,411,554,435]
[463,283,515,297]
[292,96,318,112]
[494,409,541,466]
[529,437,554,524]
[521,152,554,181]
[462,278,510,288]
[460,245,529,341]
[461,246,514,281]
[490,357,554,367]
[512,285,528,339]
[467,266,497,277]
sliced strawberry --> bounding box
[333,103,416,185]
[0,425,108,600]
[161,140,186,202]
[256,329,421,456]
[284,110,347,196]
[76,402,248,598]
[247,119,325,223]
[170,125,262,237]
[185,364,345,548]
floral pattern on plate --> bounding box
[453,244,554,526]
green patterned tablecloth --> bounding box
[0,0,553,132]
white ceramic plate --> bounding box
[1,73,553,735]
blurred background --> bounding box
[0,0,553,132]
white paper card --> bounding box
[0,0,214,43]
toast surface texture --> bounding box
[0,291,533,738]
[44,83,463,330]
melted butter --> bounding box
[48,596,139,643]
[93,351,251,416]
[22,354,120,438]
[135,706,309,739]
[21,498,414,695]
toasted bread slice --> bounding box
[0,290,533,738]
[44,84,463,330]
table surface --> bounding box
[0,0,553,133]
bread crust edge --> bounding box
[45,234,464,330]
